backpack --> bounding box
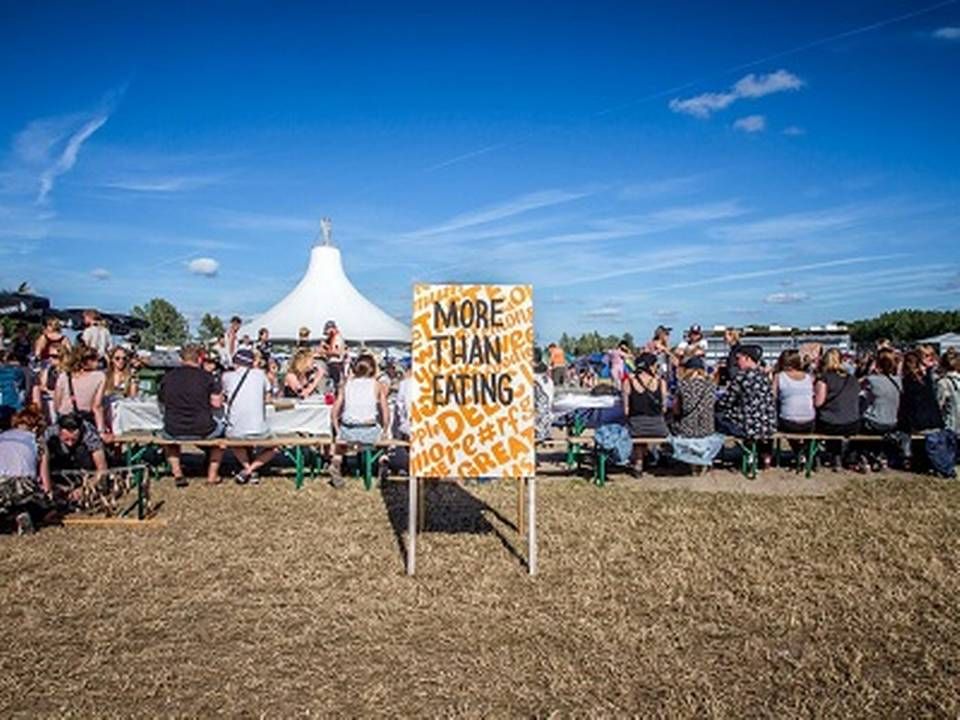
[925,429,957,479]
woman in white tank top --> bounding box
[773,349,815,433]
[329,354,390,488]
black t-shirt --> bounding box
[159,366,218,438]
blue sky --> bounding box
[1,0,959,341]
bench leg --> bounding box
[294,446,304,490]
[804,440,820,479]
[516,478,525,536]
[594,450,607,487]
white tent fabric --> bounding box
[241,245,409,343]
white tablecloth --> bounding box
[552,393,619,412]
[111,398,332,436]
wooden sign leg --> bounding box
[527,476,537,576]
[407,475,418,576]
[417,478,426,531]
[516,477,525,537]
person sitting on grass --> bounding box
[284,348,325,399]
[222,348,277,485]
[329,354,390,489]
[159,344,224,487]
[814,349,862,470]
[0,407,51,535]
[714,345,776,440]
[773,349,815,434]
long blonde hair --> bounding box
[290,348,315,378]
[819,348,847,376]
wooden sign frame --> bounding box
[408,283,537,576]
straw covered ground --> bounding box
[1,467,959,718]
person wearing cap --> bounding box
[321,320,346,388]
[622,351,669,473]
[222,348,277,484]
[714,344,777,439]
[676,325,708,359]
[158,344,225,487]
[672,355,715,438]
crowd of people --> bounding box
[539,325,960,477]
[3,309,959,533]
[0,312,414,532]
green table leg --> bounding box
[597,451,607,487]
[804,440,819,479]
[295,446,304,490]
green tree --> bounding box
[197,312,225,342]
[848,309,960,344]
[131,298,189,349]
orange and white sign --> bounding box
[410,284,535,479]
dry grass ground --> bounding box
[1,467,958,718]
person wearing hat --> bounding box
[714,345,777,439]
[222,348,277,484]
[622,351,669,473]
[320,320,346,388]
[672,355,715,439]
[676,324,708,359]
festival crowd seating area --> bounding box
[1,314,959,533]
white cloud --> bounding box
[36,114,108,204]
[582,305,622,319]
[669,69,804,119]
[187,257,220,277]
[764,291,809,304]
[654,309,679,320]
[733,115,767,133]
[782,125,806,136]
[90,268,111,280]
[933,26,960,40]
[103,175,218,192]
[732,70,804,98]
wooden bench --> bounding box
[586,432,931,485]
[110,434,411,490]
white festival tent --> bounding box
[240,231,409,344]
